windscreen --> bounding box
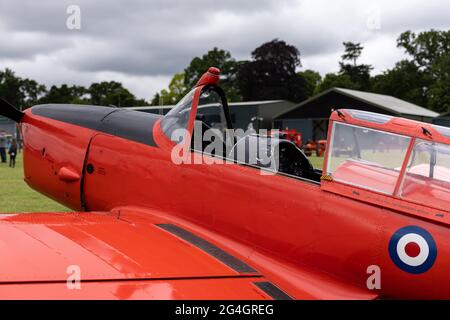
[399,139,450,210]
[160,89,196,143]
[327,122,411,194]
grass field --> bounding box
[0,153,69,213]
[308,155,325,170]
[0,153,325,213]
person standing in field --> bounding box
[8,139,17,168]
[0,131,7,163]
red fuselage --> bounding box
[15,101,450,299]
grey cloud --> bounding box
[0,31,70,60]
[0,0,283,34]
[0,0,448,98]
[0,0,294,76]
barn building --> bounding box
[273,87,439,141]
[433,111,450,127]
[0,116,16,136]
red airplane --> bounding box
[0,67,449,299]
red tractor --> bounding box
[271,129,303,149]
[304,139,327,157]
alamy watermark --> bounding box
[66,5,81,30]
[366,265,381,290]
[66,264,81,290]
[366,6,381,30]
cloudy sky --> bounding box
[0,0,448,100]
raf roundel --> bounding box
[389,226,437,274]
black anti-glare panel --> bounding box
[32,104,160,147]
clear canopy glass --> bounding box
[327,121,450,210]
[160,89,196,143]
[327,122,411,194]
[399,139,450,210]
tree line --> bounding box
[1,29,448,113]
[0,72,147,110]
[154,29,449,113]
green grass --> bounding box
[0,153,69,213]
[308,155,325,170]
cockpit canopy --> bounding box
[159,74,320,182]
[326,110,450,212]
[160,87,230,145]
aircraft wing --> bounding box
[0,209,286,299]
[0,208,377,300]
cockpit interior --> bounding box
[160,85,321,182]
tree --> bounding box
[0,68,46,109]
[38,82,145,107]
[20,79,46,107]
[298,69,321,97]
[237,39,308,102]
[39,84,87,104]
[339,42,373,90]
[315,42,373,93]
[371,60,428,107]
[150,92,161,106]
[88,81,136,107]
[151,73,188,105]
[397,30,450,71]
[0,69,23,107]
[184,47,241,101]
[341,42,363,66]
[316,73,360,93]
[0,68,147,108]
[397,30,450,112]
[427,54,450,113]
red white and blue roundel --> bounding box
[389,226,437,274]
